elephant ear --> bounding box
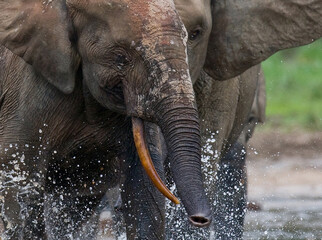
[204,0,322,80]
[0,0,78,94]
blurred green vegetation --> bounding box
[262,39,322,131]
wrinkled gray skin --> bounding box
[165,65,266,239]
[0,0,321,240]
[165,0,321,239]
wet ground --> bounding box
[245,157,322,239]
[245,129,322,239]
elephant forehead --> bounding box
[70,0,183,30]
[124,0,189,63]
[69,0,187,48]
[126,0,185,35]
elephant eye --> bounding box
[189,29,202,41]
[115,54,129,69]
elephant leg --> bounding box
[121,123,166,240]
[213,141,247,239]
[43,191,102,240]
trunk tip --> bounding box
[189,214,212,228]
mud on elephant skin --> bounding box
[0,0,213,239]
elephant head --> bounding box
[0,0,212,227]
[173,0,322,82]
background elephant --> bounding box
[0,0,213,239]
[163,0,322,239]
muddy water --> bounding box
[245,157,322,239]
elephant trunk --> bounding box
[126,42,212,225]
[155,96,212,227]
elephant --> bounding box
[0,0,321,240]
[0,0,214,239]
[162,0,322,239]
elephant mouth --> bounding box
[104,81,127,113]
[131,117,180,204]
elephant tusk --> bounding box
[132,117,180,205]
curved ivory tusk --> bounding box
[132,117,180,205]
